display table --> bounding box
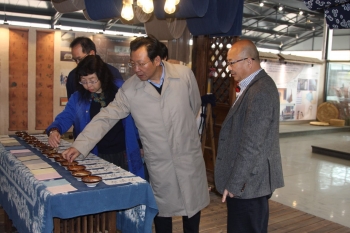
[0,135,158,233]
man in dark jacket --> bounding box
[215,39,284,233]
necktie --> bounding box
[235,83,241,93]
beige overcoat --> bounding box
[72,61,210,217]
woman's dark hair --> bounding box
[130,34,162,62]
[75,55,117,101]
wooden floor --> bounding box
[1,191,350,233]
[172,191,350,233]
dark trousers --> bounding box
[98,151,128,170]
[226,195,271,233]
[154,211,201,233]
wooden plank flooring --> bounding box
[1,191,349,233]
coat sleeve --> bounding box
[72,87,131,157]
[188,70,201,116]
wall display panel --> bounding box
[58,31,76,100]
[326,62,350,125]
[36,31,54,130]
[261,61,321,121]
[92,34,134,80]
[9,29,29,131]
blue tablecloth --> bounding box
[0,136,158,233]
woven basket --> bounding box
[316,102,339,123]
[329,119,345,126]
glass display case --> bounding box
[326,62,350,125]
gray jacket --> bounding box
[215,69,284,198]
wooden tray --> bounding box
[309,121,329,126]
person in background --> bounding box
[46,55,144,178]
[66,36,123,99]
[215,39,284,233]
[62,35,209,233]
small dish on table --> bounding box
[71,170,91,181]
[60,161,78,169]
[15,131,28,138]
[82,175,102,187]
[54,157,67,164]
[67,164,86,172]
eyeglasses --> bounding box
[79,79,99,85]
[73,55,88,63]
[227,58,255,66]
[128,60,152,69]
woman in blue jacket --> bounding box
[46,55,144,178]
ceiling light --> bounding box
[259,1,264,7]
[164,0,176,14]
[312,26,315,30]
[121,1,134,21]
[142,0,154,14]
[278,5,283,11]
[175,0,180,5]
[299,10,303,15]
[295,34,299,39]
[8,21,50,29]
[137,0,144,7]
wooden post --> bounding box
[107,211,117,233]
[4,211,13,233]
[201,103,216,167]
[53,218,61,233]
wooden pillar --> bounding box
[35,31,54,130]
[192,35,210,96]
[8,29,29,131]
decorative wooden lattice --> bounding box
[208,37,238,105]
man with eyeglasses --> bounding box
[66,36,123,99]
[62,35,209,233]
[215,39,284,233]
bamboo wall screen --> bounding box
[36,31,54,130]
[208,37,238,106]
[9,29,29,131]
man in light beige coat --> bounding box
[62,35,210,233]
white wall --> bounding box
[0,27,9,135]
